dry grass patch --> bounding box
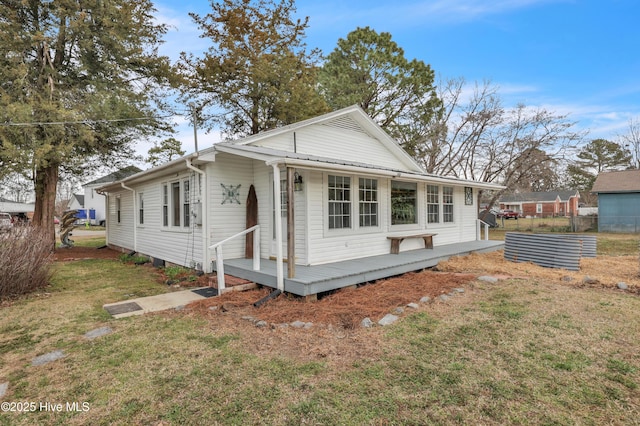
[437,250,640,291]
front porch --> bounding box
[213,240,504,296]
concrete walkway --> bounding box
[103,283,257,319]
[103,287,217,319]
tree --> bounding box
[619,117,640,169]
[147,138,186,166]
[508,148,560,192]
[180,0,328,137]
[566,138,632,192]
[318,26,441,149]
[416,78,582,206]
[0,0,173,247]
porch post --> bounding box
[287,167,295,278]
[271,164,285,291]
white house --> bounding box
[99,106,503,296]
[83,166,141,225]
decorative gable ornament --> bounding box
[220,183,241,205]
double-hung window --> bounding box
[116,196,121,224]
[328,175,351,229]
[162,179,191,228]
[162,185,169,226]
[139,193,144,225]
[443,186,454,223]
[427,184,440,224]
[359,178,378,227]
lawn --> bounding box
[0,235,638,425]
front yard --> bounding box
[0,234,638,424]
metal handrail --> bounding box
[209,225,260,291]
[476,219,490,241]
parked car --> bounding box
[0,212,13,231]
[498,209,520,219]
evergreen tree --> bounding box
[318,26,441,149]
[0,0,173,247]
[180,0,328,137]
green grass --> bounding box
[0,238,639,424]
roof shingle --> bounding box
[591,170,640,193]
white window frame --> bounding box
[138,193,144,225]
[391,180,419,227]
[536,203,543,214]
[443,186,454,223]
[162,178,191,229]
[426,184,439,224]
[328,174,352,230]
[358,178,378,227]
[115,196,121,224]
[324,173,382,235]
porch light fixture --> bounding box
[294,172,304,191]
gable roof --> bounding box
[591,169,640,193]
[225,105,424,174]
[500,190,580,203]
[97,107,505,192]
[72,194,84,205]
[84,166,142,186]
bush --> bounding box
[0,226,53,299]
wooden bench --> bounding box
[387,233,437,254]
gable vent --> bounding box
[323,116,367,135]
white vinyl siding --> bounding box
[250,119,420,172]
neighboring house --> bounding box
[0,197,35,220]
[68,194,84,211]
[499,190,580,217]
[83,166,141,225]
[591,169,640,233]
[98,106,504,296]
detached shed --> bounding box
[591,169,640,233]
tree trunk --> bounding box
[32,162,59,251]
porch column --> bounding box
[271,164,284,291]
[287,167,295,278]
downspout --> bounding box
[96,189,109,247]
[186,158,210,273]
[271,163,285,291]
[120,182,136,252]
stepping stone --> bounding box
[32,350,65,366]
[0,382,7,398]
[84,326,113,340]
[478,276,498,283]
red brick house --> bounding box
[499,190,580,217]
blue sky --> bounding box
[152,0,640,155]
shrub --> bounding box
[118,253,150,265]
[0,226,53,299]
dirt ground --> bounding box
[53,245,639,366]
